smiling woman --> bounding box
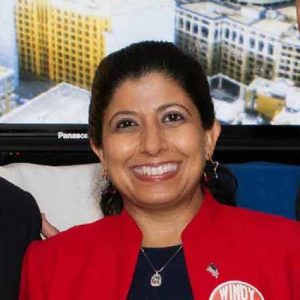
[89,42,220,218]
[93,72,217,217]
[20,42,300,300]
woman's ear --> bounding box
[90,140,105,165]
[205,121,221,160]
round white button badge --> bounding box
[209,280,264,300]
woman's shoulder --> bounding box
[220,203,298,226]
[217,203,300,243]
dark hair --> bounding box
[89,41,214,146]
[89,41,234,216]
[204,164,238,207]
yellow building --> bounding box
[255,94,285,120]
[15,0,111,89]
[246,77,291,121]
[15,0,48,76]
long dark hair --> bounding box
[89,41,237,216]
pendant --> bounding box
[150,272,162,287]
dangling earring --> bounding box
[100,166,109,192]
[204,154,219,183]
[100,166,116,195]
[203,171,208,183]
[210,156,219,180]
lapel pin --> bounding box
[206,262,219,279]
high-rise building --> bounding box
[15,0,174,89]
[175,2,300,87]
[15,0,48,77]
[47,1,110,89]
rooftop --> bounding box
[282,27,300,46]
[277,5,297,22]
[179,2,298,41]
[248,77,295,98]
[271,109,300,125]
[249,76,300,114]
[0,82,90,123]
[50,0,173,16]
[181,2,236,20]
[253,18,292,36]
[213,97,244,124]
[228,14,256,25]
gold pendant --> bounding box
[150,272,162,287]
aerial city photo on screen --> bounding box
[0,0,299,125]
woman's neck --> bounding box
[124,189,204,248]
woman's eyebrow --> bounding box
[157,103,192,116]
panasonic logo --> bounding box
[57,132,88,140]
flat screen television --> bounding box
[0,0,299,164]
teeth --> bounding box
[133,163,178,176]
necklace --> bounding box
[141,245,183,287]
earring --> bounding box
[203,171,208,183]
[204,154,219,182]
[100,166,116,195]
[210,156,219,180]
[100,166,109,192]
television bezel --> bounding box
[0,124,299,164]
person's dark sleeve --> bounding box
[0,177,42,300]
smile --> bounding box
[131,163,179,177]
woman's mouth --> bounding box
[131,162,180,181]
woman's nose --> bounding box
[139,121,167,156]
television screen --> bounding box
[0,0,299,157]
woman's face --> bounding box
[92,72,220,211]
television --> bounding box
[0,0,299,165]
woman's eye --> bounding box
[163,112,184,123]
[115,119,137,130]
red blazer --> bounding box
[20,191,300,299]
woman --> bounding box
[20,41,300,300]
